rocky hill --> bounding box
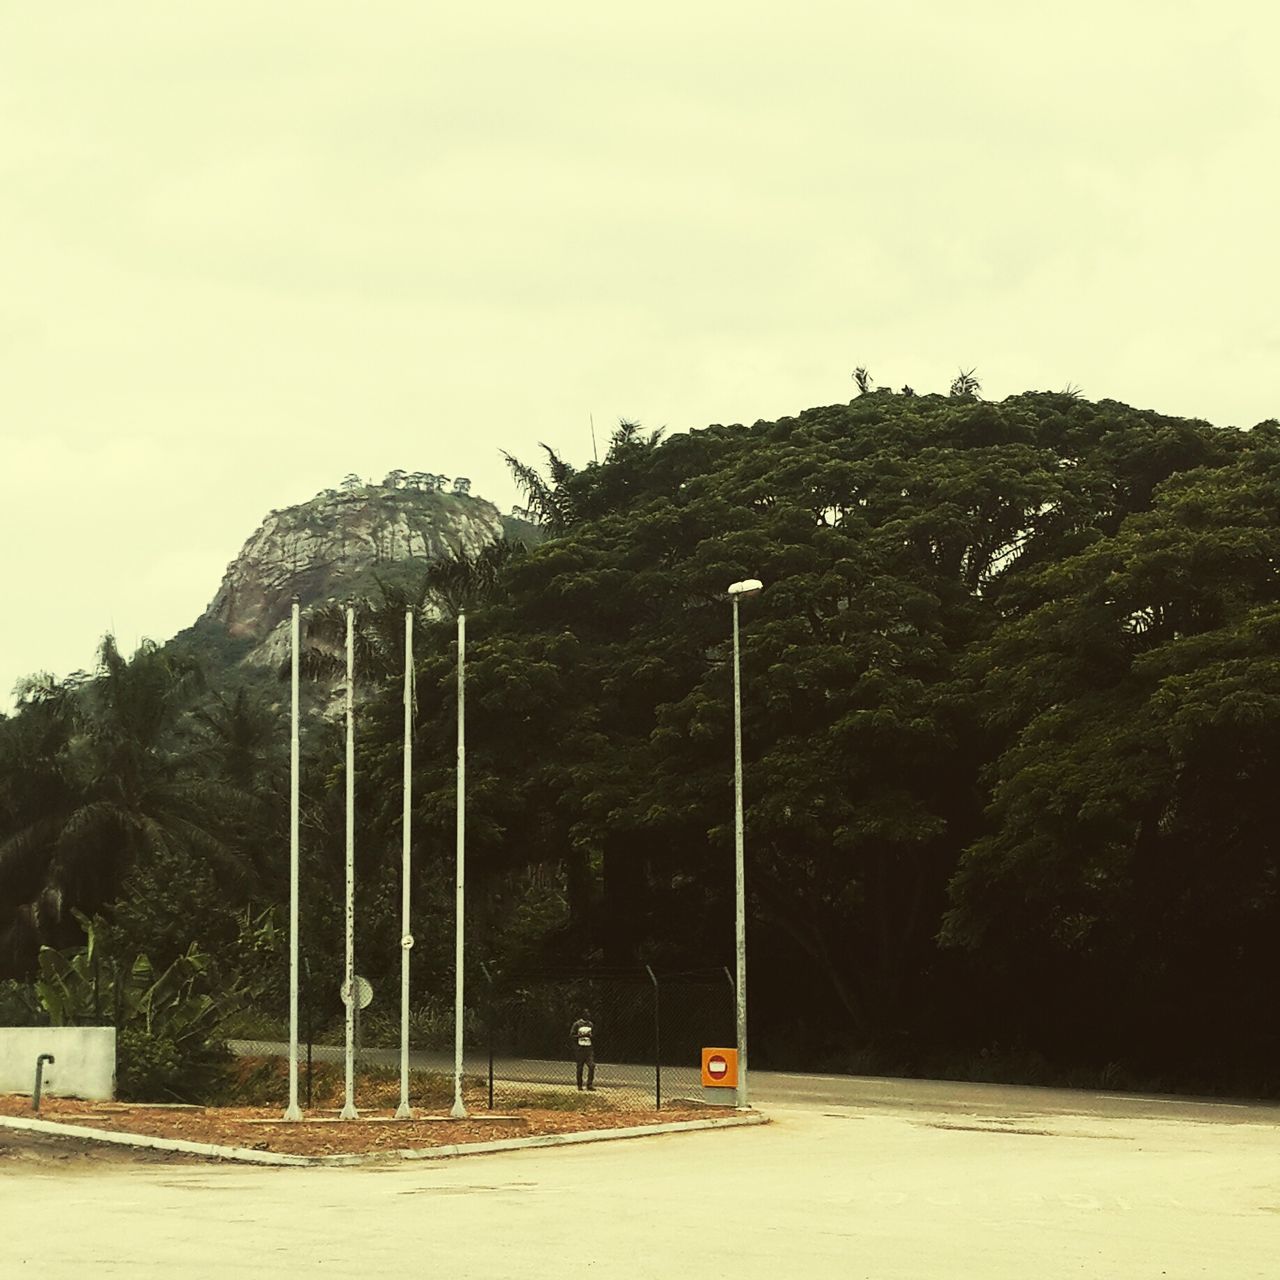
[180,474,535,677]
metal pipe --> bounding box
[32,1054,54,1111]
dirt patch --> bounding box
[0,1125,208,1167]
[0,1089,721,1160]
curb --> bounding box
[0,1110,767,1167]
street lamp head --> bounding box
[727,578,763,598]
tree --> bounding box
[942,438,1280,1077]
[405,392,1243,1056]
[504,445,580,533]
[0,639,257,975]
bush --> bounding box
[116,1028,232,1103]
[33,913,243,1103]
[0,979,45,1027]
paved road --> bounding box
[232,1038,1280,1122]
[750,1066,1280,1125]
[5,1073,1280,1278]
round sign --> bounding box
[340,976,375,1010]
[707,1053,728,1079]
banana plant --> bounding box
[34,912,239,1051]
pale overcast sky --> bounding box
[2,1,1277,708]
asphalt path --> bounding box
[227,1039,711,1102]
[7,1068,1280,1277]
[748,1066,1280,1125]
[231,1038,1280,1123]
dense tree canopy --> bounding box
[3,391,1277,1091]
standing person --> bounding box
[570,1010,595,1091]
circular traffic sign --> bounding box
[706,1053,728,1080]
[340,976,375,1009]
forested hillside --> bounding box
[4,390,1279,1093]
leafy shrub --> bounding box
[33,912,242,1102]
[0,978,45,1027]
[116,1028,232,1102]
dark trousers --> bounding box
[575,1048,595,1089]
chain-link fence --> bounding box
[222,958,461,1112]
[222,964,737,1113]
[480,966,736,1111]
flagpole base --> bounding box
[282,1104,303,1122]
[450,1098,467,1119]
[339,1102,359,1121]
[394,1102,412,1120]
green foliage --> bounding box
[942,443,1280,1073]
[4,389,1279,1095]
[0,977,42,1025]
[0,636,264,969]
[33,913,240,1101]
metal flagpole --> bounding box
[451,609,467,1118]
[732,594,749,1110]
[284,596,302,1120]
[396,607,414,1120]
[340,602,359,1120]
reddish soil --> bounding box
[0,1092,716,1159]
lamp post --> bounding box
[728,577,762,1110]
[451,609,467,1119]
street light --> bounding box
[728,577,762,1109]
[451,609,467,1119]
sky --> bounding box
[2,1,1277,709]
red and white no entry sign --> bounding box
[701,1046,738,1088]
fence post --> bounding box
[304,955,313,1110]
[723,965,736,1046]
[646,965,660,1110]
[481,962,494,1111]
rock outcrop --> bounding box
[200,480,509,647]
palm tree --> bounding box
[0,638,258,974]
[504,445,580,533]
[506,421,662,534]
[949,368,982,399]
[421,538,524,619]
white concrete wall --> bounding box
[0,1027,116,1101]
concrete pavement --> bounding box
[5,1078,1280,1278]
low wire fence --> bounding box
[482,966,736,1111]
[223,965,737,1113]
